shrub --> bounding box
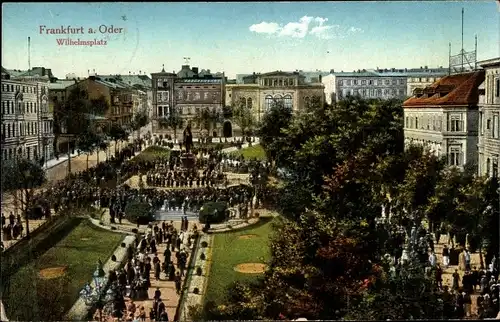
[198,202,228,224]
[125,200,155,225]
[200,253,206,260]
[201,241,208,248]
[196,266,202,276]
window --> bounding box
[494,159,499,178]
[346,80,351,86]
[284,79,288,87]
[353,80,358,85]
[7,124,10,138]
[385,80,390,85]
[399,79,405,85]
[370,89,375,97]
[284,95,293,109]
[384,89,389,95]
[377,89,382,96]
[494,114,499,139]
[361,89,367,96]
[368,80,373,85]
[354,89,359,96]
[265,95,273,111]
[449,115,463,132]
[496,79,500,97]
[415,117,419,129]
[361,80,366,85]
[486,158,491,175]
[405,116,409,128]
[247,98,253,109]
[338,80,343,86]
[392,79,396,85]
[479,112,484,135]
[449,146,462,166]
[487,119,491,130]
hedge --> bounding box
[198,202,228,224]
[124,200,155,225]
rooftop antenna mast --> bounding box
[28,37,31,71]
[183,57,191,64]
[461,7,464,72]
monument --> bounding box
[181,122,196,169]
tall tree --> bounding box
[106,123,129,154]
[131,109,149,140]
[159,111,184,143]
[257,99,293,164]
[76,125,103,169]
[1,158,46,238]
[232,100,255,140]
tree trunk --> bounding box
[97,148,100,164]
[86,153,89,170]
[24,190,31,239]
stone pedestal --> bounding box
[181,153,196,169]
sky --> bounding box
[2,2,500,79]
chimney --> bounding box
[319,75,322,83]
[139,70,142,74]
[425,65,428,69]
[330,69,335,73]
[129,71,131,75]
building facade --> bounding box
[322,69,408,105]
[226,71,324,122]
[151,65,225,133]
[406,67,448,97]
[477,57,500,177]
[1,68,54,162]
[402,70,485,169]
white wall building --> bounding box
[322,69,408,105]
[477,57,500,177]
[1,67,54,162]
[403,70,485,169]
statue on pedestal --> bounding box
[183,123,193,154]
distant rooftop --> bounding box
[403,70,485,107]
[97,74,152,89]
[48,80,77,90]
[174,78,222,84]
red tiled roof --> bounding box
[403,70,485,107]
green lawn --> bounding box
[231,144,267,161]
[204,217,275,305]
[133,145,170,162]
[2,218,125,321]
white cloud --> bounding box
[349,26,363,33]
[249,16,362,40]
[249,21,281,34]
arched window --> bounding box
[247,98,253,109]
[265,95,273,111]
[284,95,293,109]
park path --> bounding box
[98,210,198,321]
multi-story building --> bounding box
[65,76,134,126]
[477,57,500,177]
[1,67,54,162]
[406,66,449,97]
[322,69,408,105]
[226,71,324,122]
[151,65,225,134]
[402,70,485,169]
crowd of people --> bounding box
[96,220,199,322]
[381,222,500,319]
